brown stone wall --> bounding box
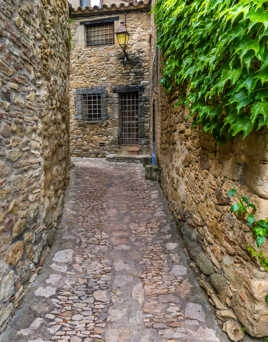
[158,87,268,337]
[70,10,152,157]
[0,0,70,332]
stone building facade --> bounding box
[0,0,70,332]
[153,53,268,339]
[69,0,152,157]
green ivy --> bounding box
[227,189,268,304]
[154,0,268,142]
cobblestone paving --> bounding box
[1,158,229,342]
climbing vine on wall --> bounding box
[154,0,268,142]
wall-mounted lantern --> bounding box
[115,21,129,65]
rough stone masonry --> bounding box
[0,0,70,333]
[69,1,152,157]
[157,89,268,338]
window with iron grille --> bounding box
[119,92,139,145]
[75,88,107,123]
[81,94,102,121]
[86,22,114,46]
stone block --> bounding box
[195,252,214,276]
[0,304,13,330]
[0,271,15,301]
[209,273,228,297]
[12,220,27,239]
[5,241,24,266]
[223,320,244,342]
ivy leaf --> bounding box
[247,214,255,226]
[253,225,267,236]
[228,188,237,197]
[222,69,242,87]
[238,77,257,95]
[255,89,268,101]
[255,70,268,85]
[256,235,265,247]
[243,51,255,71]
[257,220,268,229]
[248,203,257,211]
[231,202,241,213]
[248,245,257,257]
[247,7,268,32]
[227,4,250,24]
[229,90,253,112]
[226,114,254,138]
[251,102,268,124]
[265,294,268,303]
[242,196,249,205]
[235,38,261,60]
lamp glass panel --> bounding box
[117,32,129,47]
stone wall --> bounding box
[0,0,70,333]
[70,6,152,157]
[157,87,268,338]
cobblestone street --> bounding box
[1,158,228,342]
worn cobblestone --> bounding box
[1,158,229,342]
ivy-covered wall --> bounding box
[154,0,268,338]
[155,0,268,142]
[158,94,268,338]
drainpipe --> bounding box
[152,142,156,165]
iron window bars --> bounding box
[81,94,102,121]
[75,88,107,123]
[119,92,139,145]
[86,22,114,46]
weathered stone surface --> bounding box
[34,287,56,298]
[12,220,26,239]
[209,273,228,298]
[195,252,214,275]
[0,123,11,138]
[223,320,245,342]
[70,8,151,157]
[185,303,206,322]
[156,48,268,336]
[0,271,15,302]
[93,290,108,302]
[1,159,228,342]
[0,0,69,333]
[5,242,24,266]
[216,309,237,321]
[171,265,187,276]
[53,249,73,263]
[0,304,13,330]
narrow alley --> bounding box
[2,159,228,342]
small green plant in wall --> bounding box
[228,188,268,264]
[227,188,268,306]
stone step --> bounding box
[106,154,151,166]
